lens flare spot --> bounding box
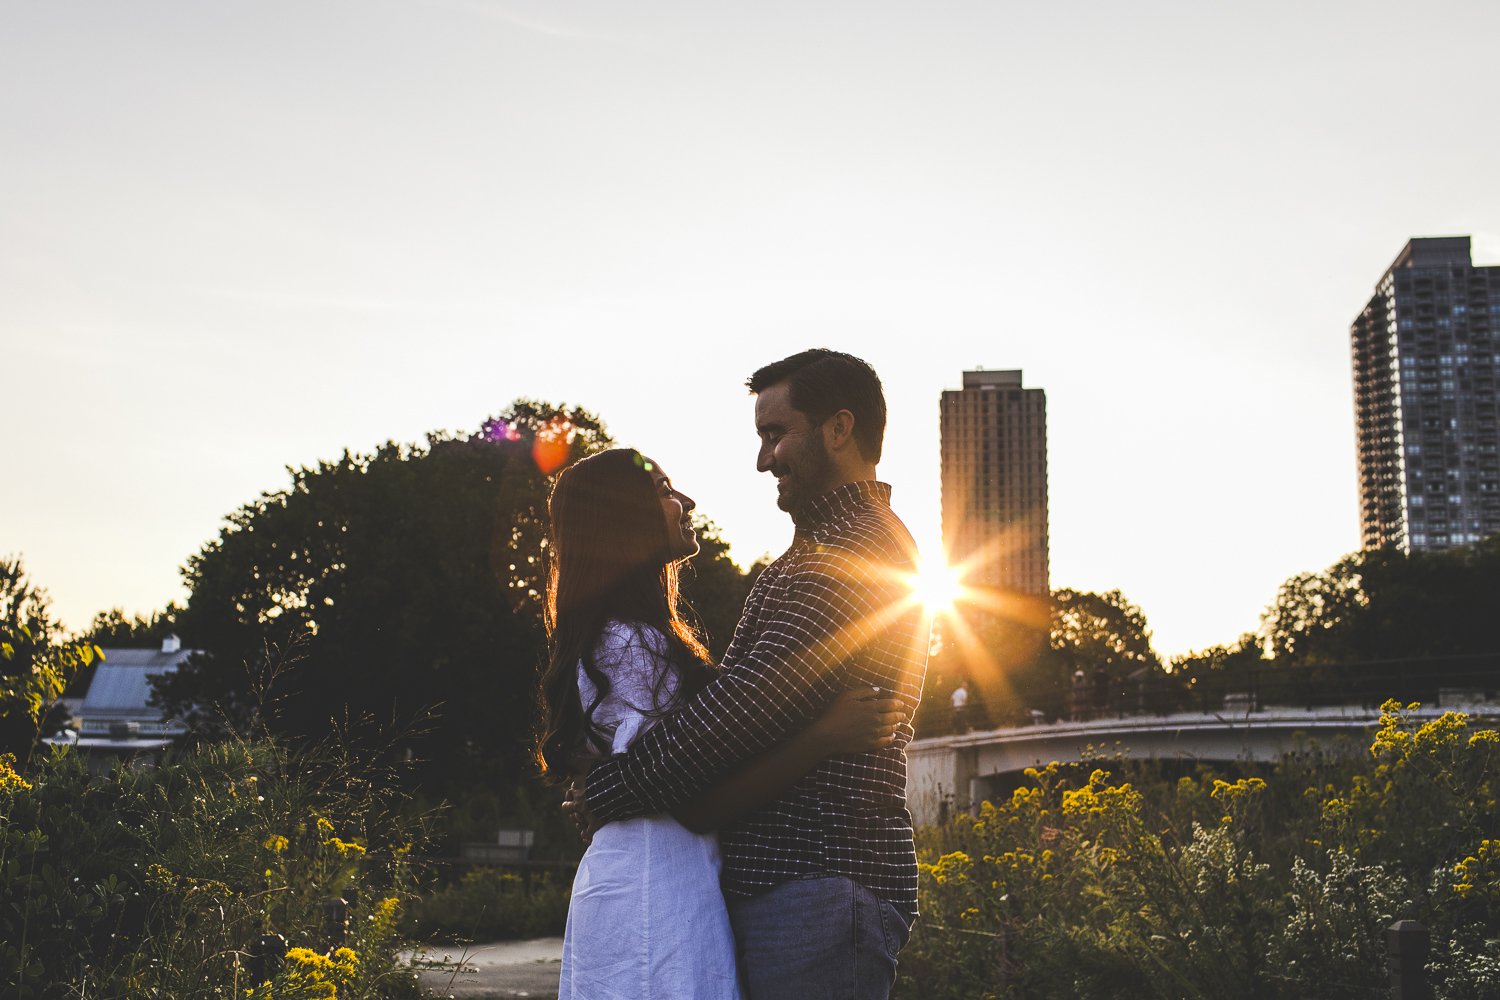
[532,416,577,474]
[482,418,523,443]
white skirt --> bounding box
[560,815,743,1000]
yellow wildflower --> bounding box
[325,836,366,859]
[1454,840,1500,901]
[0,753,30,793]
[363,895,402,939]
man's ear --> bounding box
[824,409,856,453]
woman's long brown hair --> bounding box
[535,448,713,783]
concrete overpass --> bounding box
[906,699,1500,826]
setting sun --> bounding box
[910,558,966,619]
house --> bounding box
[47,634,194,772]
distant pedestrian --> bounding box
[951,683,970,732]
[1070,669,1088,721]
[1092,665,1110,719]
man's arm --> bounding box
[585,547,905,823]
[671,688,905,833]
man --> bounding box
[579,349,929,999]
[951,682,970,733]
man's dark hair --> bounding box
[747,349,887,463]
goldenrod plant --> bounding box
[899,703,1500,999]
[0,729,424,998]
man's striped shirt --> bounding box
[584,480,929,918]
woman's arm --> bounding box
[671,688,906,834]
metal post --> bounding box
[247,932,287,984]
[1386,919,1431,1000]
[321,896,349,949]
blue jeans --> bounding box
[727,875,911,1000]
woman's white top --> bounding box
[559,620,743,1000]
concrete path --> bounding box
[406,938,563,999]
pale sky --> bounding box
[4,0,1498,656]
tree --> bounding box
[914,586,1167,731]
[1259,537,1500,702]
[1352,536,1500,663]
[1168,633,1266,712]
[155,401,755,816]
[157,403,606,775]
[81,605,183,649]
[1050,588,1161,677]
[678,523,759,661]
[1260,553,1367,663]
[1261,537,1500,666]
[0,557,100,763]
[920,608,1057,731]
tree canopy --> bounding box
[1261,537,1500,665]
[1,557,99,762]
[154,401,756,810]
[917,586,1165,732]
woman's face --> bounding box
[646,459,699,561]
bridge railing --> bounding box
[924,653,1500,736]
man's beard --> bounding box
[775,437,834,514]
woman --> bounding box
[536,448,901,1000]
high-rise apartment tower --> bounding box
[1351,236,1500,552]
[939,369,1049,594]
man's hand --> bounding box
[805,687,907,755]
[562,779,599,846]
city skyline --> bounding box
[5,1,1500,657]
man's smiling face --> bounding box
[754,382,834,515]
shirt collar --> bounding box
[793,480,892,532]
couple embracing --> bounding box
[535,349,929,1000]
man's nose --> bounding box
[756,443,774,473]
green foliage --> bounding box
[153,400,754,852]
[919,587,1163,731]
[414,776,583,864]
[159,401,607,759]
[1324,701,1499,877]
[1260,552,1369,662]
[1168,633,1267,712]
[404,867,570,942]
[0,557,100,762]
[680,522,761,661]
[916,609,1051,733]
[1261,536,1500,665]
[80,604,184,649]
[0,737,421,999]
[901,705,1500,999]
[1050,588,1161,678]
[924,535,1500,735]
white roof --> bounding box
[78,647,197,722]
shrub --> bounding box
[899,702,1500,1000]
[0,738,423,999]
[405,866,570,942]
